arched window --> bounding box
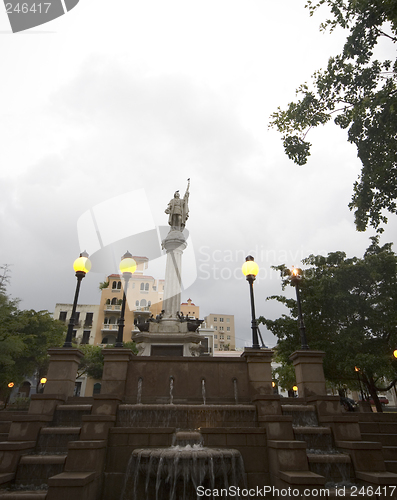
[117,281,122,289]
[106,299,111,304]
[145,283,149,291]
[135,300,139,306]
[102,335,116,345]
[109,316,116,324]
[104,317,109,324]
[140,299,147,307]
[112,281,117,289]
[148,301,151,307]
[93,383,101,395]
[140,283,144,290]
[111,297,117,305]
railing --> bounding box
[105,305,121,311]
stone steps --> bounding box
[36,427,81,453]
[0,492,47,499]
[15,455,66,487]
[362,432,397,447]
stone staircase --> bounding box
[0,401,93,500]
[358,412,397,474]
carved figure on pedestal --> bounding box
[165,178,190,231]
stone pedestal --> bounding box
[43,348,84,398]
[101,349,134,396]
[290,350,327,398]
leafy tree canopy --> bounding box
[259,237,397,411]
[0,266,66,399]
[270,0,397,232]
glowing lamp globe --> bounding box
[242,256,259,277]
[394,350,397,359]
[40,378,47,384]
[8,382,14,388]
[293,386,298,392]
[73,252,91,274]
[119,251,137,275]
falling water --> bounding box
[233,378,238,405]
[201,379,206,405]
[169,377,174,405]
[137,378,143,405]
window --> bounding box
[135,300,139,306]
[153,286,156,291]
[227,335,231,340]
[226,318,230,323]
[214,326,217,330]
[140,299,147,307]
[112,281,117,289]
[140,283,144,290]
[82,331,90,344]
[213,317,217,322]
[74,312,80,324]
[117,281,122,289]
[227,327,230,331]
[214,335,217,339]
[220,318,224,322]
[220,326,224,331]
[214,343,218,348]
[148,301,151,307]
[111,297,117,305]
[84,313,93,327]
[145,283,149,291]
[59,311,67,322]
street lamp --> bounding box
[115,251,137,348]
[242,255,260,349]
[354,366,365,401]
[63,251,91,348]
[290,267,309,350]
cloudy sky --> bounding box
[1,0,396,348]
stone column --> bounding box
[162,230,187,318]
[243,348,281,415]
[100,349,134,396]
[43,348,84,397]
[290,350,327,398]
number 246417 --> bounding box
[5,3,52,14]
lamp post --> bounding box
[290,267,309,350]
[242,255,260,349]
[115,251,137,348]
[63,251,91,348]
[355,366,365,401]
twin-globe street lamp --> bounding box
[63,250,137,349]
[242,257,310,351]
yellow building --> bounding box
[180,298,199,319]
[203,313,235,351]
[94,256,165,345]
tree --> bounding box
[76,341,139,381]
[259,238,397,412]
[270,0,397,233]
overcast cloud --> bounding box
[1,0,396,348]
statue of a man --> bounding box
[165,178,190,230]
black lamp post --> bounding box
[115,251,137,348]
[290,268,309,350]
[242,255,260,349]
[63,251,91,348]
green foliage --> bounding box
[0,267,66,398]
[99,280,109,290]
[270,0,397,232]
[259,238,397,409]
[77,341,139,380]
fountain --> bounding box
[121,431,245,500]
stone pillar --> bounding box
[243,348,281,415]
[162,230,187,318]
[43,348,84,398]
[290,350,327,398]
[100,349,134,396]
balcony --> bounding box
[105,304,121,311]
[102,323,118,331]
